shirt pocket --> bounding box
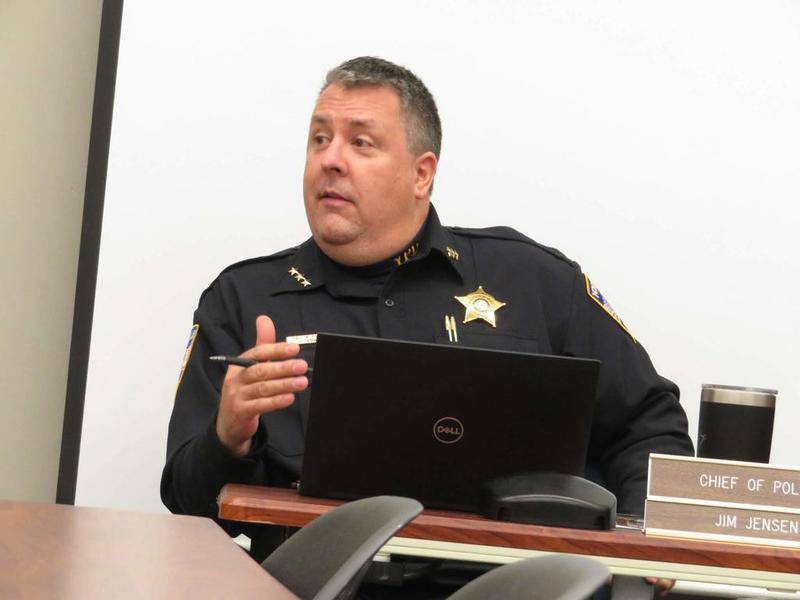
[435,331,539,354]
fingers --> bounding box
[644,577,675,597]
[241,393,298,418]
[239,358,308,384]
[240,341,301,363]
[255,315,276,346]
[239,374,309,405]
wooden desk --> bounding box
[219,485,800,594]
[0,500,299,599]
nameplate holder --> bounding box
[646,454,800,548]
[645,499,800,548]
[648,454,800,511]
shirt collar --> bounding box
[424,204,467,282]
[270,203,465,296]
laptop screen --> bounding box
[300,333,600,512]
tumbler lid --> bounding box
[701,383,777,407]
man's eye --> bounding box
[312,135,329,145]
[354,138,373,148]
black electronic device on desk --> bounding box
[300,333,602,515]
[478,472,616,530]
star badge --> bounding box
[454,286,507,327]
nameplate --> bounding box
[645,499,800,548]
[648,454,800,511]
[285,334,317,345]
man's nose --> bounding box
[320,139,347,176]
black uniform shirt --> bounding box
[161,205,693,552]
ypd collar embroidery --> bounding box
[393,242,419,266]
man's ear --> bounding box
[414,151,438,199]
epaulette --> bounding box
[198,247,298,303]
[217,246,298,276]
[220,246,299,275]
[447,225,577,268]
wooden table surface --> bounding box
[0,500,299,600]
[218,484,800,575]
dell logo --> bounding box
[433,417,464,444]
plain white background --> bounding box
[76,0,800,512]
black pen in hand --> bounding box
[208,355,313,375]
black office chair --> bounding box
[261,495,423,600]
[446,554,609,600]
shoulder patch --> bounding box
[176,324,200,390]
[447,225,575,267]
[584,275,636,342]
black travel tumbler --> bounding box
[697,384,777,463]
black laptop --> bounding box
[299,333,601,512]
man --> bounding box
[162,56,692,594]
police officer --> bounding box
[162,56,692,595]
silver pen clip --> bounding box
[445,315,458,343]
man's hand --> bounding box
[645,577,676,597]
[216,315,309,457]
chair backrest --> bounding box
[261,495,423,600]
[447,554,609,600]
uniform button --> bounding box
[384,298,395,307]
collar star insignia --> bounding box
[454,286,506,327]
[288,266,312,287]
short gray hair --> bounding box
[322,56,442,160]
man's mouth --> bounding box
[318,189,352,203]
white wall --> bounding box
[75,0,800,512]
[0,0,103,501]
